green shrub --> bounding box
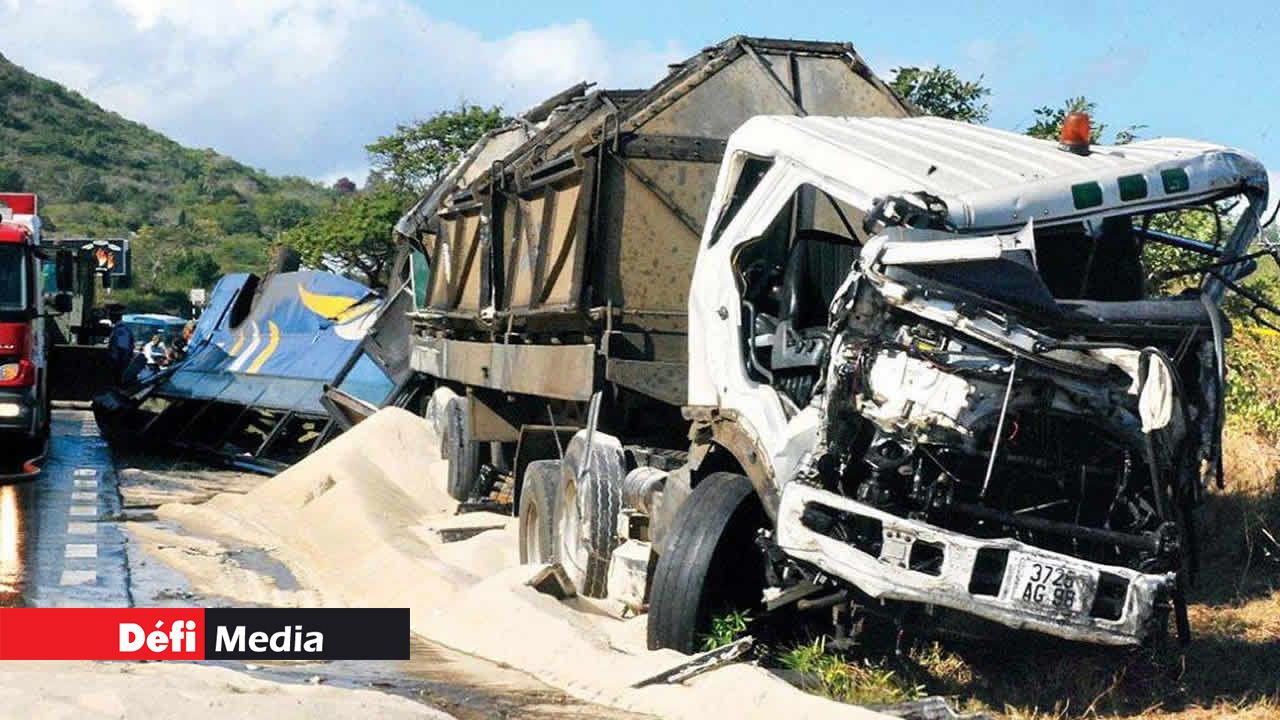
[1225,326,1280,439]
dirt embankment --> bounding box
[147,407,889,720]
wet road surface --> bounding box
[1,411,130,607]
[2,410,651,719]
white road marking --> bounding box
[65,543,98,559]
[73,468,97,477]
[60,570,97,586]
[67,521,96,535]
[71,491,97,503]
[74,478,97,489]
[69,505,98,518]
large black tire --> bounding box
[647,472,768,653]
[442,395,480,501]
[424,386,456,440]
[518,460,560,564]
[555,431,626,598]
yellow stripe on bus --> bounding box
[246,321,280,374]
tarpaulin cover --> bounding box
[155,271,381,415]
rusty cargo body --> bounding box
[396,36,912,417]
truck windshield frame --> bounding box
[0,243,28,314]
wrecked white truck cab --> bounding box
[667,115,1269,648]
[397,54,1271,652]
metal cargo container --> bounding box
[395,36,912,406]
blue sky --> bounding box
[420,0,1276,159]
[3,1,1276,188]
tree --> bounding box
[333,177,357,194]
[129,224,216,293]
[366,104,506,191]
[280,187,412,287]
[889,66,991,123]
[173,250,221,288]
[255,195,313,234]
[212,201,261,235]
[0,166,23,191]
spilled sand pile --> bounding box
[156,407,889,720]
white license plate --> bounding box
[1012,559,1089,613]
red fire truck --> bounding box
[0,193,62,476]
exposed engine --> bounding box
[787,219,1222,639]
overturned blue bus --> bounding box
[94,269,417,472]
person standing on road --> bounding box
[169,320,195,363]
[106,318,135,384]
[142,333,167,371]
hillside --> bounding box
[0,51,335,312]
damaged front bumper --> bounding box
[775,483,1173,646]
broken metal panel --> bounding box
[321,386,378,430]
[319,288,418,431]
[542,101,615,159]
[776,483,1171,646]
[396,120,528,240]
[459,125,534,187]
[351,286,415,391]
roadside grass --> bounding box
[766,427,1280,719]
[778,637,926,706]
[700,609,752,651]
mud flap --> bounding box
[0,435,47,482]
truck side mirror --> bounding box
[52,292,73,314]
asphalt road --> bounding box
[1,410,131,608]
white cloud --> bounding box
[1,1,685,180]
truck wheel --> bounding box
[424,386,457,440]
[518,460,560,564]
[442,395,480,501]
[647,472,768,653]
[555,430,626,598]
